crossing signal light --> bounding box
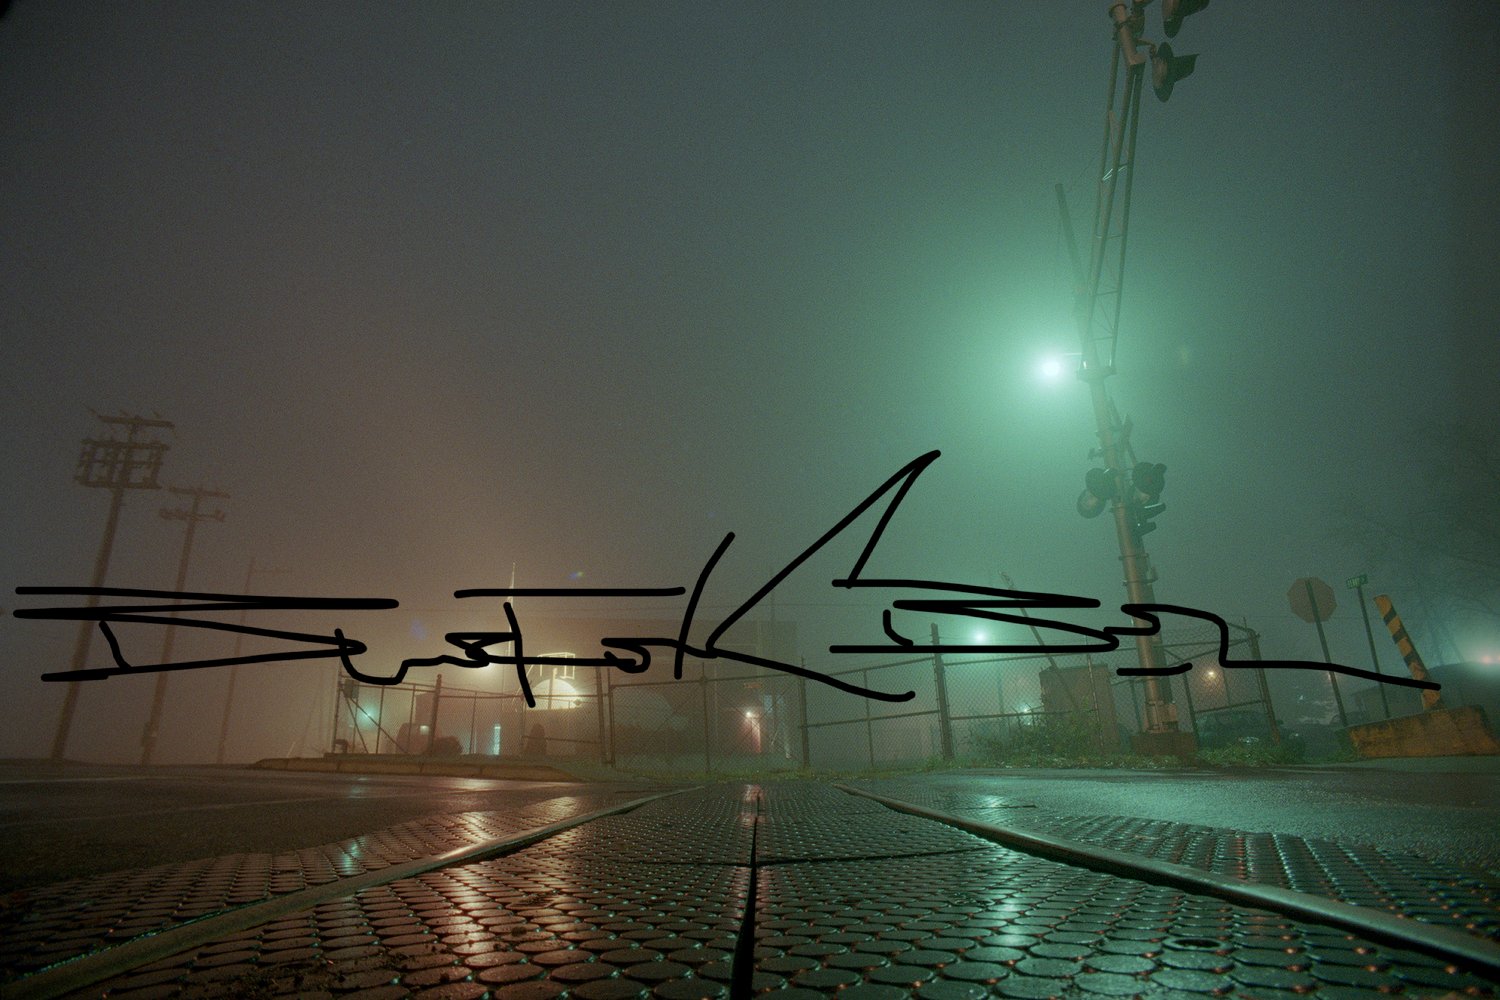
[1127,462,1166,538]
[1161,0,1209,37]
[1077,467,1118,519]
[1132,461,1166,500]
[1129,500,1166,538]
[1151,42,1198,102]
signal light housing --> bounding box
[1151,42,1198,102]
[1128,501,1166,538]
[1077,467,1119,519]
[1162,0,1210,38]
[1131,461,1166,500]
[1126,462,1167,538]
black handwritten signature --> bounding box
[13,450,1437,707]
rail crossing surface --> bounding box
[2,781,1497,999]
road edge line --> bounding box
[834,783,1500,980]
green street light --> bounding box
[1036,351,1081,382]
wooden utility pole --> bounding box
[139,485,229,765]
[50,411,173,761]
[214,557,289,765]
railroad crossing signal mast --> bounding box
[1060,0,1208,753]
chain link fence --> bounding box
[331,670,606,760]
[805,620,1275,768]
[327,620,1290,773]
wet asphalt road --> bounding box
[4,758,1500,999]
[912,759,1500,875]
[8,778,1498,1000]
[2,757,1497,892]
[0,761,651,891]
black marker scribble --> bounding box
[13,450,1438,702]
[13,589,392,681]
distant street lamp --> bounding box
[1036,351,1083,383]
[743,710,763,754]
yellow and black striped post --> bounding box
[1374,595,1443,711]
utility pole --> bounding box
[214,557,290,765]
[1060,1,1208,755]
[140,485,229,765]
[50,411,174,761]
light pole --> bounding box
[1057,1,1209,754]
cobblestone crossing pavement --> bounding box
[3,781,1498,999]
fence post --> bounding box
[605,670,617,765]
[710,670,720,769]
[594,665,609,763]
[330,673,343,755]
[863,668,875,769]
[1087,656,1106,753]
[375,686,386,754]
[930,623,955,761]
[1245,626,1281,745]
[700,664,712,776]
[797,669,810,770]
[1179,671,1199,743]
[425,674,443,755]
[468,693,478,756]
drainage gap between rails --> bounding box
[729,789,764,1000]
[757,845,985,867]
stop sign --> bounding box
[1289,577,1337,623]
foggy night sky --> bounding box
[1,2,1494,764]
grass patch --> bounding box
[969,713,1184,769]
[1196,742,1307,767]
